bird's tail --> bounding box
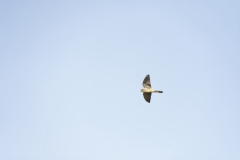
[153,90,163,93]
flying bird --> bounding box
[141,74,163,103]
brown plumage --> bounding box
[140,74,163,103]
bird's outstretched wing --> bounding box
[142,74,151,89]
[143,93,151,103]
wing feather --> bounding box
[142,74,151,88]
[143,93,151,103]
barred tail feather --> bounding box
[153,90,163,93]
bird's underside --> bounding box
[141,74,163,103]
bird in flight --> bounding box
[141,74,163,103]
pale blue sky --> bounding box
[0,1,240,160]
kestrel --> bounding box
[141,74,163,103]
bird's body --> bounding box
[141,74,163,103]
[141,88,155,92]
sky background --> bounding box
[0,1,240,160]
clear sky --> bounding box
[0,1,240,159]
